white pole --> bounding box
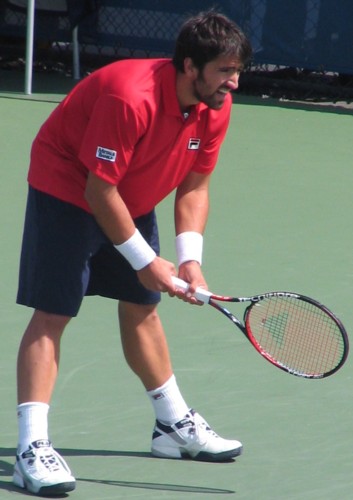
[72,25,80,80]
[25,0,35,95]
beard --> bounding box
[191,75,229,110]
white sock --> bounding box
[17,402,49,453]
[147,375,189,424]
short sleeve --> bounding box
[78,94,146,185]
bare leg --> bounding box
[118,301,173,390]
[118,303,243,462]
[17,310,71,404]
[14,313,76,494]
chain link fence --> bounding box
[1,0,352,102]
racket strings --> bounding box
[246,297,345,376]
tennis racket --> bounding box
[172,277,349,379]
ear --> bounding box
[183,57,198,79]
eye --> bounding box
[220,67,242,76]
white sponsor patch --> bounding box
[96,146,117,162]
[188,138,201,150]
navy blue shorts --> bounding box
[17,187,161,316]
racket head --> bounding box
[243,293,349,379]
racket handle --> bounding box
[171,276,212,303]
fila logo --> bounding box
[188,138,201,150]
[152,393,164,400]
[96,146,117,162]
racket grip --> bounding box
[171,276,212,303]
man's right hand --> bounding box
[137,256,177,293]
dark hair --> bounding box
[173,11,252,72]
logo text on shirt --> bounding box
[96,146,117,162]
[188,138,201,150]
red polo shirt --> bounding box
[28,59,231,218]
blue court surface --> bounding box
[1,71,353,499]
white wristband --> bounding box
[175,231,203,266]
[114,229,156,271]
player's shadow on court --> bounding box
[78,477,234,494]
[0,448,235,495]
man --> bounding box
[13,10,252,496]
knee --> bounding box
[28,310,71,337]
[118,301,159,323]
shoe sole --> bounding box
[151,445,243,462]
[36,482,76,495]
[13,468,76,496]
[14,479,76,496]
[190,446,243,462]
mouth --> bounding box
[216,87,231,95]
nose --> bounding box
[228,72,240,91]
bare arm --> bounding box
[85,172,176,292]
[85,172,136,243]
[175,171,210,234]
[174,171,211,296]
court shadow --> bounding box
[0,480,69,498]
[0,447,153,462]
[0,455,16,476]
[0,446,237,462]
[57,448,236,465]
[0,448,236,495]
[0,455,69,497]
[234,92,353,115]
[78,477,234,494]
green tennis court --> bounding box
[1,71,353,499]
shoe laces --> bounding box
[22,442,63,474]
[188,412,220,444]
[39,448,62,473]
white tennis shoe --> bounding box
[13,439,76,496]
[151,409,243,461]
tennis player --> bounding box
[13,10,252,496]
